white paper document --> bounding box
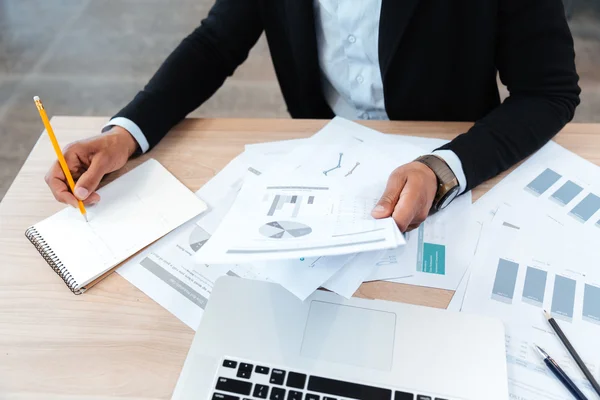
[384,194,478,290]
[248,254,354,300]
[323,250,383,298]
[462,207,600,400]
[476,140,600,231]
[118,219,264,330]
[195,178,404,263]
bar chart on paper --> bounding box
[490,258,600,325]
[583,284,600,325]
[491,259,519,304]
[264,190,324,218]
[522,266,547,307]
[524,168,562,196]
[550,180,583,206]
[524,168,600,225]
[569,193,600,223]
[551,275,577,322]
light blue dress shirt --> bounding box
[106,0,467,192]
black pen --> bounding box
[544,310,600,398]
[534,344,588,400]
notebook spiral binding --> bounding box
[25,226,83,295]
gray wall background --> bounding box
[1,0,598,200]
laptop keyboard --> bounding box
[210,357,453,400]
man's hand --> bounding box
[45,127,138,208]
[371,161,438,232]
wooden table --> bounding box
[1,117,599,399]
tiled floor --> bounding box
[0,0,598,200]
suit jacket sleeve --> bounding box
[437,0,580,191]
[112,0,263,149]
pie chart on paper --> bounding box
[259,221,313,239]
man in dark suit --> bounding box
[46,0,580,231]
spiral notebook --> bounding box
[25,159,207,294]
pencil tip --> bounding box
[84,214,88,222]
[543,309,551,320]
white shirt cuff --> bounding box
[103,117,150,154]
[432,149,467,194]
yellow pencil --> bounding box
[34,96,88,222]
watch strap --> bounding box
[415,155,459,211]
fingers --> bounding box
[391,180,425,232]
[372,162,437,232]
[45,163,80,208]
[83,192,101,206]
[45,160,101,207]
[372,169,407,218]
[73,155,111,201]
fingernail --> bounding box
[372,205,385,213]
[74,187,88,200]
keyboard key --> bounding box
[287,390,303,400]
[237,363,253,379]
[416,396,432,400]
[323,397,337,400]
[239,363,253,371]
[236,370,250,379]
[256,365,270,374]
[253,384,269,399]
[308,376,391,400]
[395,392,414,400]
[434,398,448,400]
[306,395,320,400]
[286,372,307,389]
[212,393,239,400]
[270,387,286,400]
[215,377,252,396]
[270,369,286,385]
[223,360,238,369]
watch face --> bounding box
[439,186,460,210]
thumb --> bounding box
[372,171,407,218]
[73,154,111,200]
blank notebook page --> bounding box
[32,159,207,289]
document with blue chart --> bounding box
[475,140,600,233]
[462,206,600,400]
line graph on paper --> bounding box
[323,153,344,176]
[345,162,360,177]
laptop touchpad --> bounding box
[300,301,395,371]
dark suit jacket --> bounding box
[114,0,580,191]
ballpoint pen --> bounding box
[544,310,600,398]
[34,96,88,222]
[534,344,588,400]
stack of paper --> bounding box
[439,139,600,399]
[118,117,478,329]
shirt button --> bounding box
[356,75,364,84]
[348,35,356,43]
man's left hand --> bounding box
[371,161,438,232]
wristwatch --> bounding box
[415,155,460,213]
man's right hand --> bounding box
[45,126,138,208]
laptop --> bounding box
[172,276,508,400]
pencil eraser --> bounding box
[33,96,40,101]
